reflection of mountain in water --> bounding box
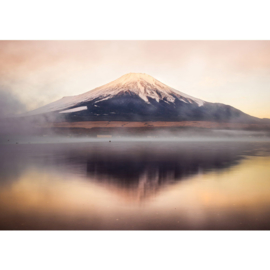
[83,142,268,198]
[1,141,269,199]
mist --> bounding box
[1,123,270,146]
[0,87,26,118]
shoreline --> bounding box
[40,120,270,130]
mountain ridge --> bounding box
[23,73,266,123]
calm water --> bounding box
[1,139,270,230]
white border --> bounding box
[1,0,270,269]
[1,0,270,40]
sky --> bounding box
[0,40,270,118]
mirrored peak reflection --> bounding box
[29,141,269,199]
[1,141,269,201]
[84,142,265,198]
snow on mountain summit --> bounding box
[89,73,205,106]
[26,73,205,116]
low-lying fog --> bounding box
[1,118,270,145]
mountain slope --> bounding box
[25,73,261,123]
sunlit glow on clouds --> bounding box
[0,40,270,118]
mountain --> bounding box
[25,73,262,123]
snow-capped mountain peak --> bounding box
[25,73,206,116]
[90,72,205,105]
[110,73,157,85]
[21,72,259,124]
[24,73,208,115]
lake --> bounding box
[1,138,270,229]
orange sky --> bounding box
[0,41,270,118]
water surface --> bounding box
[1,140,270,229]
